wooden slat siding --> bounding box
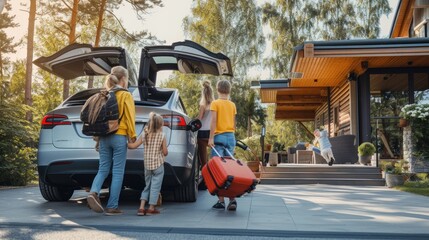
[260,89,277,103]
[315,80,351,137]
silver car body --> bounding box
[34,41,232,202]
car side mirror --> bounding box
[187,119,202,132]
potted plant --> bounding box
[358,142,376,165]
[385,160,408,188]
[378,160,391,178]
[234,136,261,173]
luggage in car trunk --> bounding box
[202,148,257,198]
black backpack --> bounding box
[80,88,127,136]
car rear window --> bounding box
[63,87,174,107]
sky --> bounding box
[6,0,399,80]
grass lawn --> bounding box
[396,180,429,197]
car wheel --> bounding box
[39,178,74,201]
[173,154,199,202]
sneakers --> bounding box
[146,208,160,215]
[87,192,104,213]
[137,208,146,216]
[227,200,237,211]
[212,201,225,210]
[105,208,123,216]
[328,158,335,166]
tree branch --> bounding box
[53,26,69,36]
[60,0,72,11]
[105,9,139,41]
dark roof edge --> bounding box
[390,0,403,38]
[289,44,304,73]
[255,79,290,89]
[303,37,429,47]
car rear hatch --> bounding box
[33,43,138,85]
[138,40,233,88]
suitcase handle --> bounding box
[210,146,243,166]
[210,146,227,162]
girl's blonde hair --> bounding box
[144,112,164,144]
[104,66,128,90]
[199,80,214,108]
[216,80,231,94]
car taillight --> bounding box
[41,114,71,129]
[162,115,187,130]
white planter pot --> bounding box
[385,173,405,188]
[359,155,372,165]
[268,152,278,167]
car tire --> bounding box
[173,154,198,202]
[39,178,74,201]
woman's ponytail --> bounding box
[199,80,214,108]
[104,66,129,90]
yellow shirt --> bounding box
[115,90,136,139]
[210,99,236,135]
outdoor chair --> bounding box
[287,142,306,164]
[312,135,358,164]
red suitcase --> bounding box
[202,147,258,198]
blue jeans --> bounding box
[90,134,127,209]
[141,165,164,205]
[211,132,236,158]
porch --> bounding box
[254,37,429,168]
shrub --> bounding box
[235,135,262,162]
[385,159,409,175]
[358,142,376,156]
[0,147,37,186]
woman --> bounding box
[87,66,137,216]
[197,80,214,169]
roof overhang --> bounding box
[257,37,429,121]
[289,37,429,87]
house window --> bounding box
[333,105,340,136]
[414,19,428,37]
[319,111,327,129]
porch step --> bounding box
[260,178,386,186]
[259,164,385,186]
[262,165,380,173]
[261,172,382,179]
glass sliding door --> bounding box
[369,73,408,159]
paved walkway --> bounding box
[1,185,429,238]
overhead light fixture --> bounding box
[347,72,357,81]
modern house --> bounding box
[256,0,429,162]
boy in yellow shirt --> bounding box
[208,80,237,211]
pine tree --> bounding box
[0,2,20,91]
[178,0,266,139]
[25,0,37,121]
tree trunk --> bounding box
[63,0,80,100]
[25,0,36,122]
[88,0,106,89]
[247,116,252,137]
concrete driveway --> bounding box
[1,185,429,239]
